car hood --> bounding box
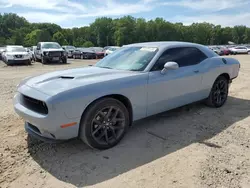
[23,66,140,96]
[6,52,29,55]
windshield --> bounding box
[110,47,119,51]
[95,46,158,71]
[7,47,26,52]
[65,46,75,50]
[91,47,103,52]
[42,43,61,49]
[78,48,94,52]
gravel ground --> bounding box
[0,57,250,188]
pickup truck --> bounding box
[35,42,67,64]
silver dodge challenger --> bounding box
[14,42,240,149]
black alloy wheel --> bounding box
[79,98,129,149]
[206,76,229,108]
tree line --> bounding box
[1,13,250,47]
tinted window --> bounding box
[236,47,246,49]
[151,47,207,71]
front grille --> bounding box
[48,51,62,57]
[20,94,48,115]
[15,55,23,58]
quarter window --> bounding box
[151,47,207,71]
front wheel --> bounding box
[205,76,229,108]
[79,98,129,149]
[41,57,47,64]
[62,57,67,64]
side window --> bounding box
[151,47,207,71]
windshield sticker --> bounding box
[140,47,157,52]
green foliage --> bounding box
[1,13,250,47]
[52,31,67,45]
[83,41,94,47]
[24,29,51,46]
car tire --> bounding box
[36,57,41,62]
[73,55,76,59]
[62,58,67,64]
[27,60,32,65]
[80,55,84,59]
[205,75,229,108]
[41,57,47,64]
[79,98,129,150]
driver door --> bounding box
[147,47,206,116]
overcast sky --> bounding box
[0,0,250,28]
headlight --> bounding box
[43,52,49,56]
[63,51,67,56]
[6,54,13,58]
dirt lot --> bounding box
[0,56,250,188]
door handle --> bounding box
[194,70,199,73]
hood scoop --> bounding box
[59,76,74,79]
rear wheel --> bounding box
[205,76,229,108]
[79,98,129,149]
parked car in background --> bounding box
[30,46,37,61]
[103,46,111,51]
[14,42,240,149]
[72,48,96,59]
[2,45,31,65]
[104,46,120,56]
[229,46,248,55]
[209,46,224,56]
[62,45,76,58]
[90,47,105,58]
[35,42,67,64]
[0,47,6,60]
[245,45,250,53]
[25,47,33,60]
[220,47,231,55]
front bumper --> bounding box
[14,90,80,141]
[43,55,66,62]
[6,59,30,65]
[25,122,63,143]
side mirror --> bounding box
[161,61,179,74]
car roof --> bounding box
[39,42,59,44]
[6,45,24,48]
[124,41,204,49]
